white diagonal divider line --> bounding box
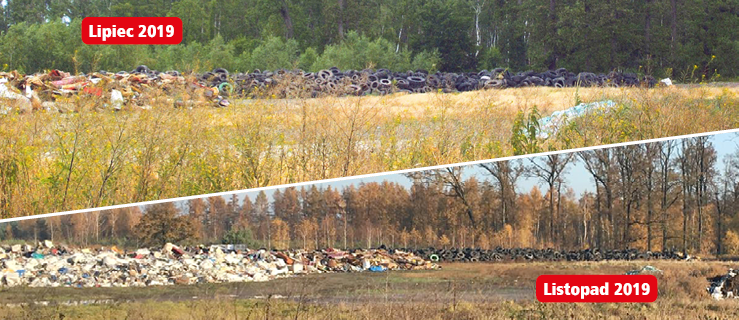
[3,127,739,224]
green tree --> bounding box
[411,0,476,71]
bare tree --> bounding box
[615,145,643,247]
[406,167,477,226]
[479,160,524,228]
[657,140,680,251]
[642,143,659,250]
[580,149,614,249]
[528,154,573,245]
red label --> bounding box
[81,17,182,45]
[536,275,658,303]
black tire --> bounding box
[407,76,426,89]
[396,79,410,90]
[213,68,229,76]
[553,77,565,88]
[134,65,150,74]
[318,70,332,80]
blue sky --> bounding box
[228,132,739,204]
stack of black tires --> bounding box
[404,247,685,263]
[122,65,657,99]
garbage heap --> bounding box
[0,69,228,114]
[708,269,739,300]
[0,241,438,288]
[1,65,659,113]
[413,247,688,263]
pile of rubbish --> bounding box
[0,68,228,113]
[1,65,660,113]
[0,241,438,288]
[708,269,739,300]
[411,247,688,263]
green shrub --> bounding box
[222,229,258,247]
[312,31,412,70]
[250,36,300,71]
[298,47,319,71]
[411,49,442,73]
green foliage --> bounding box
[205,35,237,71]
[411,49,442,73]
[411,0,476,71]
[222,228,257,246]
[511,107,542,156]
[312,31,411,71]
[479,47,503,70]
[1,0,738,77]
[249,36,300,71]
[169,0,212,44]
[298,47,319,71]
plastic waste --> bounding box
[369,265,387,272]
[0,241,439,288]
[708,269,739,300]
[110,89,124,110]
[537,100,617,139]
[625,265,662,275]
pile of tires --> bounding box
[404,247,685,263]
[187,67,657,99]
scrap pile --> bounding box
[708,269,739,300]
[0,241,438,288]
[1,65,659,113]
[413,247,687,263]
[0,68,228,113]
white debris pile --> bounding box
[707,269,739,300]
[0,241,438,288]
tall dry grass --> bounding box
[1,86,738,217]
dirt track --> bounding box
[1,260,732,307]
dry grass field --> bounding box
[1,86,738,217]
[0,261,737,319]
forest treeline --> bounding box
[1,0,737,77]
[4,137,739,256]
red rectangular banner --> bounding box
[81,17,182,45]
[536,275,658,303]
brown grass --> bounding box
[1,86,738,217]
